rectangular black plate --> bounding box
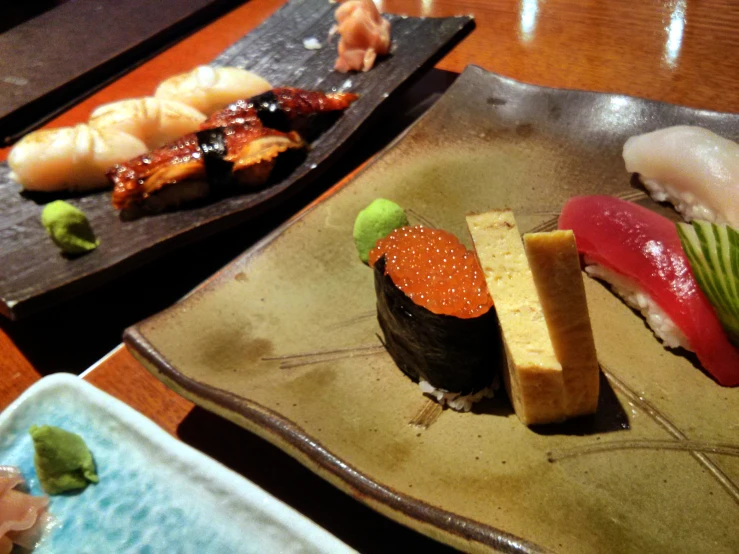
[0,0,244,144]
[0,0,474,319]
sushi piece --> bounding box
[8,124,147,192]
[109,125,304,212]
[89,97,206,150]
[202,88,360,132]
[110,87,358,213]
[331,0,391,73]
[559,195,739,387]
[623,126,739,227]
[369,226,500,411]
[154,66,272,115]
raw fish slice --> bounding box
[332,0,391,73]
[154,66,272,115]
[559,195,739,386]
[623,126,739,226]
[89,97,206,149]
[8,124,147,191]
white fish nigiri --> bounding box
[89,97,206,149]
[623,125,739,227]
[154,66,271,115]
[8,124,147,192]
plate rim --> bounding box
[124,64,739,553]
[125,337,547,554]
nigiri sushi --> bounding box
[202,88,360,132]
[110,87,358,213]
[332,0,391,73]
[623,126,739,227]
[559,195,739,386]
[154,66,272,115]
[109,125,305,212]
[370,226,500,411]
[89,97,206,149]
[8,124,147,192]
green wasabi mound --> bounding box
[30,425,99,495]
[353,198,408,264]
[41,200,99,255]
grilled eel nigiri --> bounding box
[109,125,304,211]
[109,89,358,212]
[202,88,359,130]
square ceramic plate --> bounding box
[125,66,739,553]
[0,374,354,553]
[0,0,473,319]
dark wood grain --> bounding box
[0,0,245,144]
[0,0,473,320]
[0,331,39,411]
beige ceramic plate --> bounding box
[126,66,739,553]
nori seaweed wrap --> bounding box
[370,226,502,395]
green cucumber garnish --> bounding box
[677,220,739,346]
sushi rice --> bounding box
[418,378,498,413]
[642,177,721,225]
[584,257,690,350]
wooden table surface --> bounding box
[2,0,739,551]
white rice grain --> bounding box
[418,378,498,412]
[302,37,323,50]
[584,259,691,350]
[642,177,721,224]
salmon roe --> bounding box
[369,225,493,318]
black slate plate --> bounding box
[0,0,474,319]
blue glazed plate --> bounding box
[0,374,354,554]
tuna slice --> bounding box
[558,195,739,386]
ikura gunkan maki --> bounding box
[369,226,502,411]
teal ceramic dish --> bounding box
[0,374,353,553]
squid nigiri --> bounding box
[8,124,148,192]
[332,0,391,73]
[559,195,739,386]
[623,126,739,227]
[154,66,272,115]
[89,97,206,150]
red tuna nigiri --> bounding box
[558,195,739,386]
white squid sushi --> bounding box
[8,124,147,192]
[154,66,271,115]
[89,97,206,149]
[623,125,739,227]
